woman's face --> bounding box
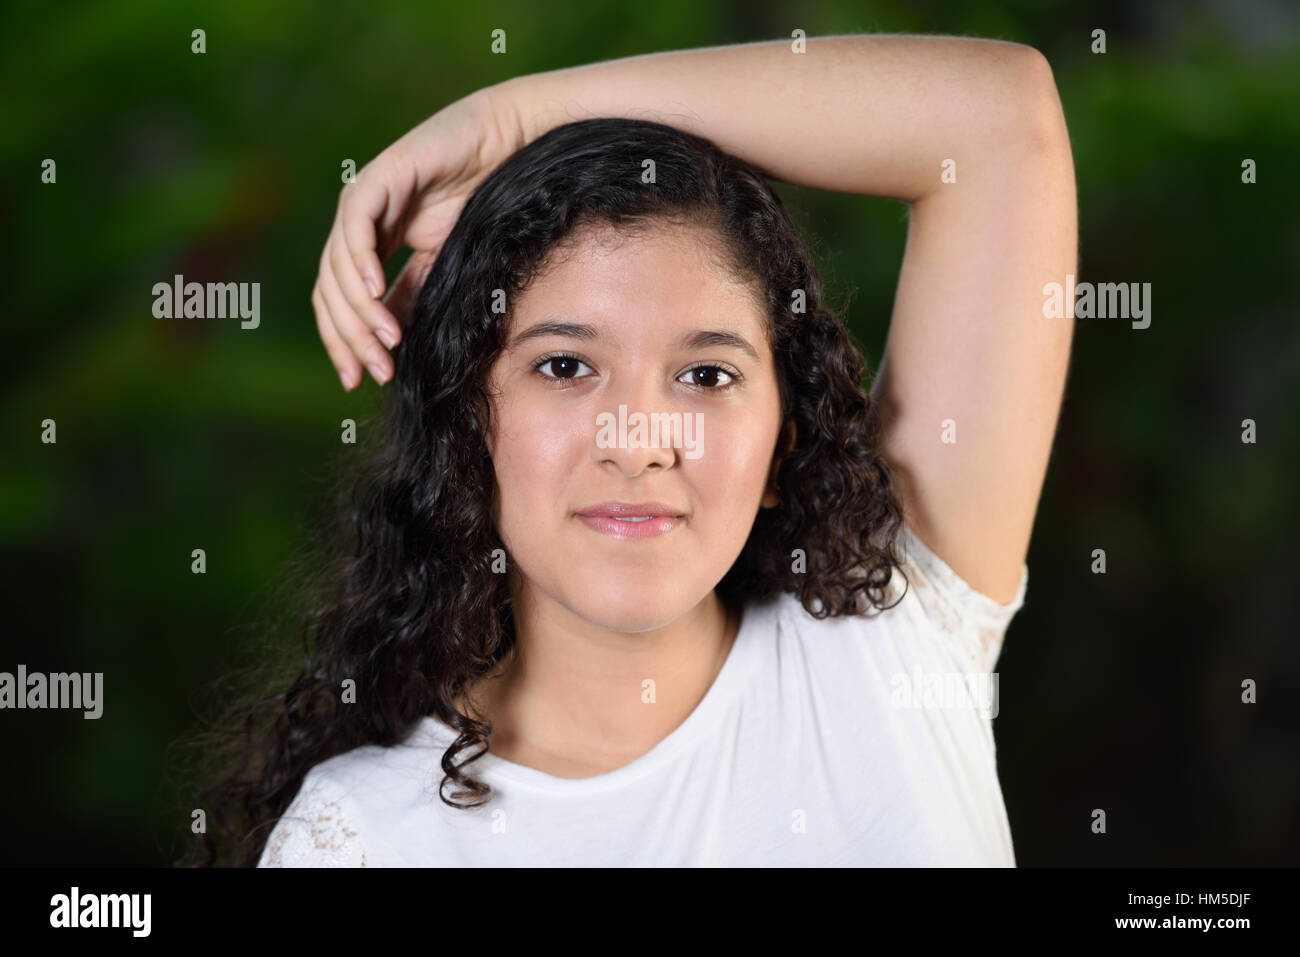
[484,220,789,632]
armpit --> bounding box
[892,520,1029,673]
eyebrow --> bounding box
[510,320,761,361]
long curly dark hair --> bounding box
[175,116,907,867]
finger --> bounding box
[383,249,437,326]
[318,235,374,361]
[328,220,402,350]
[340,161,405,300]
[320,254,392,386]
[339,191,391,303]
[313,280,361,391]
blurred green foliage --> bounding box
[2,0,1296,864]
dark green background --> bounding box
[2,0,1296,865]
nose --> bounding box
[590,380,683,478]
[595,439,678,478]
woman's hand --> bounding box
[312,83,528,389]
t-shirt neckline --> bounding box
[417,593,777,793]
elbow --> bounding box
[1004,44,1072,158]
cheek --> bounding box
[489,399,586,525]
[692,412,777,504]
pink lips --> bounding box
[577,501,685,540]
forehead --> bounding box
[506,220,768,348]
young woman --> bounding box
[193,33,1075,867]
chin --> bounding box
[563,588,697,635]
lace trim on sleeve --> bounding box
[258,775,368,868]
[896,520,1029,672]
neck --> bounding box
[462,586,739,777]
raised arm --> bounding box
[501,34,1076,602]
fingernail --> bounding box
[367,361,389,385]
[339,368,354,390]
[365,277,382,298]
[376,327,397,349]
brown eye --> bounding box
[678,364,739,391]
[543,357,580,378]
[533,353,594,387]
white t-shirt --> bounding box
[258,520,1028,867]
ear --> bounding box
[761,419,797,509]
